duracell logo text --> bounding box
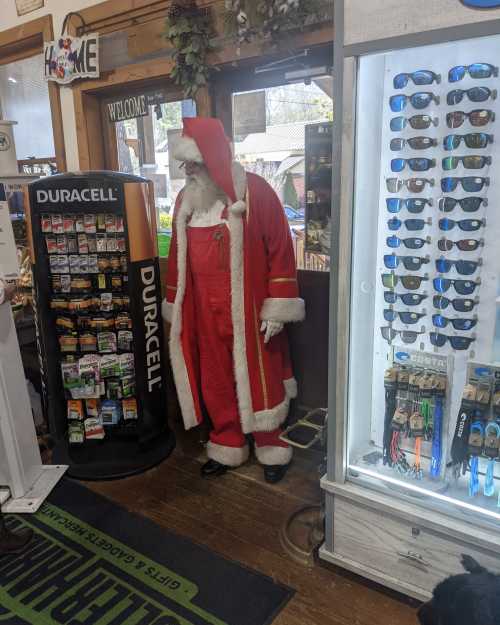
[36,188,118,204]
[141,266,162,392]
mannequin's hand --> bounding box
[260,320,284,344]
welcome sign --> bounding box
[44,34,99,84]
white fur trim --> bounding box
[230,200,246,214]
[206,441,249,467]
[252,394,290,432]
[228,209,255,435]
[162,299,173,323]
[172,136,203,163]
[252,378,296,432]
[232,162,247,201]
[284,377,298,399]
[254,445,293,466]
[260,298,305,323]
[168,195,198,430]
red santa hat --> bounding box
[172,117,246,213]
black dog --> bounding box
[418,555,500,625]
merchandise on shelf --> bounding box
[29,173,171,477]
[346,38,500,520]
[305,122,333,254]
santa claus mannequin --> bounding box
[162,117,305,483]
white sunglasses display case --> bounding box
[321,12,500,601]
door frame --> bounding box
[72,57,212,170]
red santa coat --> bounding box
[162,161,305,434]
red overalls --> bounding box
[187,216,290,466]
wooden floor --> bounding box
[85,430,419,625]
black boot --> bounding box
[0,514,33,556]
[201,459,228,478]
[263,463,291,484]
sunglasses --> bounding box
[443,133,493,150]
[393,70,441,89]
[390,115,439,131]
[388,217,430,231]
[433,277,480,295]
[448,63,498,83]
[390,137,438,151]
[442,155,491,170]
[437,237,483,252]
[386,177,435,193]
[446,109,495,128]
[432,314,477,331]
[441,176,489,192]
[391,157,436,172]
[381,327,424,344]
[386,198,432,214]
[429,332,475,350]
[384,254,429,270]
[447,87,497,105]
[433,295,478,312]
[435,258,481,275]
[390,92,440,112]
[385,291,428,306]
[384,309,426,324]
[438,196,487,212]
[387,235,430,249]
[439,218,485,232]
[382,273,428,290]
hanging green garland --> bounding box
[164,1,214,99]
[224,0,329,47]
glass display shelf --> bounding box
[347,34,500,526]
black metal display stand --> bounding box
[27,172,175,479]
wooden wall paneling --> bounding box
[101,100,119,172]
[127,20,172,59]
[194,86,213,118]
[73,91,105,171]
[0,16,48,50]
[47,82,67,173]
[212,80,233,139]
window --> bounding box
[0,53,55,161]
[232,80,333,271]
[113,97,195,257]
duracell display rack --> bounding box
[304,121,333,254]
[27,172,175,479]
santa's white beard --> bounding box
[184,169,225,213]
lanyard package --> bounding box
[383,367,398,466]
[450,384,477,469]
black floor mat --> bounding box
[0,479,293,625]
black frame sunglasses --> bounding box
[446,109,495,128]
[429,332,476,350]
[438,237,483,252]
[384,309,426,324]
[384,291,428,306]
[438,197,487,213]
[433,295,478,312]
[447,87,497,105]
